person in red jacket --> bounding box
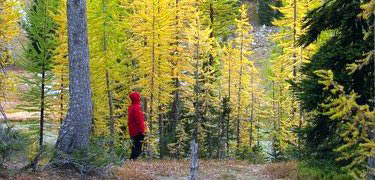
[128,92,146,160]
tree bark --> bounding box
[55,0,92,154]
[190,16,201,179]
[237,30,244,150]
[227,49,232,156]
[59,73,65,124]
[106,70,115,150]
[0,104,7,121]
[39,69,45,148]
[189,139,198,180]
[291,0,297,121]
[101,0,115,151]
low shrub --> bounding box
[0,123,28,169]
[264,160,298,179]
[237,144,267,164]
[265,160,352,180]
[296,160,352,180]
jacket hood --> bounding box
[129,92,141,104]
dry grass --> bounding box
[4,169,104,180]
[114,160,189,180]
[115,159,270,180]
[3,160,278,180]
[0,112,39,121]
[264,161,297,179]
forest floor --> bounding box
[3,160,296,180]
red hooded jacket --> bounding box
[128,92,146,137]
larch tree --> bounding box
[186,7,213,179]
[20,0,57,148]
[220,40,240,155]
[87,0,128,151]
[245,60,267,150]
[271,0,321,152]
[315,70,375,179]
[0,0,21,120]
[351,1,375,178]
[129,0,174,156]
[167,0,195,158]
[234,4,253,151]
[201,0,239,42]
[198,0,239,158]
[52,0,69,125]
[55,0,93,155]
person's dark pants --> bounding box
[130,134,144,160]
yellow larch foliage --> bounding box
[129,0,175,153]
[52,0,69,124]
[316,70,375,179]
[169,0,197,114]
[220,40,240,110]
[0,0,20,106]
[271,0,321,150]
[241,60,268,149]
[185,6,213,151]
[88,0,131,136]
[234,4,253,149]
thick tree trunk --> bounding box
[55,0,92,154]
[189,139,198,180]
[190,18,201,178]
[190,41,200,180]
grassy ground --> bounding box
[115,160,271,180]
[3,160,279,180]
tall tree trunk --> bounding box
[59,72,65,124]
[291,0,297,121]
[272,81,276,156]
[40,69,45,148]
[208,0,214,65]
[170,0,181,158]
[190,16,201,179]
[39,0,48,149]
[101,0,115,151]
[249,76,254,148]
[189,139,198,180]
[148,2,156,155]
[227,49,232,156]
[106,70,115,149]
[55,0,92,154]
[158,63,163,158]
[237,31,244,150]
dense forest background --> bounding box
[1,0,375,179]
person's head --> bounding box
[129,92,141,104]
